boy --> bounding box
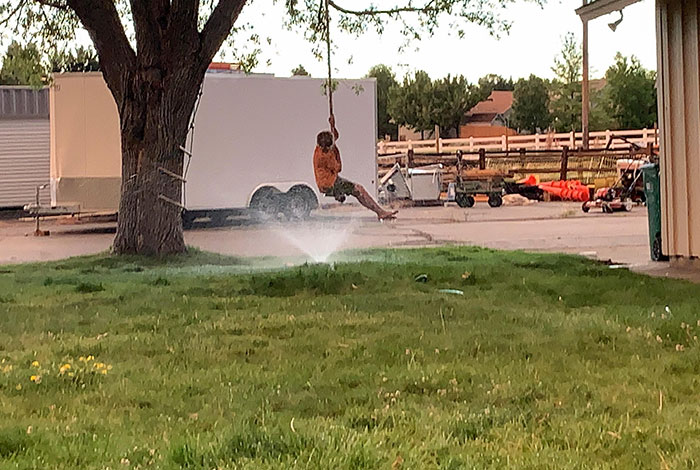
[313,115,397,220]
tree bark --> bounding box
[112,68,205,255]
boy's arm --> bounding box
[329,115,339,141]
[334,146,342,173]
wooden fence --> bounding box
[377,128,660,156]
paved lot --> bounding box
[0,202,651,266]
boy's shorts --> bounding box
[323,176,355,199]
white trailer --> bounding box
[49,71,378,224]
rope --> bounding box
[324,0,334,126]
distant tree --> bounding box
[511,74,551,133]
[366,64,398,140]
[476,73,514,101]
[550,33,582,132]
[291,64,310,76]
[0,41,46,87]
[388,70,435,138]
[432,74,479,137]
[605,53,657,129]
[588,86,615,132]
[49,46,100,73]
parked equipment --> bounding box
[582,159,646,214]
[453,154,504,208]
[408,165,443,202]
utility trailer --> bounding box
[49,71,378,225]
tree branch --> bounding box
[0,0,27,27]
[129,0,166,64]
[328,0,439,16]
[199,0,248,68]
[66,0,136,100]
[34,0,70,10]
[167,0,201,62]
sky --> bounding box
[222,0,657,82]
[2,0,656,83]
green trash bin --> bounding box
[641,163,667,261]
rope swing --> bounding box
[323,0,334,127]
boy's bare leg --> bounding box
[351,183,398,220]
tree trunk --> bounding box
[112,70,203,255]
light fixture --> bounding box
[608,10,624,32]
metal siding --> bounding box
[657,0,700,258]
[0,120,51,207]
[0,87,49,120]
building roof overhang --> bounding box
[576,0,643,22]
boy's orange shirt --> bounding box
[313,145,342,192]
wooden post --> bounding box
[407,148,415,169]
[435,125,440,153]
[560,146,569,181]
[456,150,463,181]
[582,16,590,150]
[535,133,540,150]
[469,136,474,151]
[479,148,486,170]
[654,123,659,147]
[570,131,575,149]
[501,135,507,151]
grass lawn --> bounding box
[1,247,700,469]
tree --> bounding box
[49,46,100,73]
[388,70,435,138]
[0,41,46,87]
[366,64,398,140]
[605,53,657,129]
[0,0,542,255]
[291,64,310,76]
[550,33,582,132]
[476,73,514,101]
[511,74,551,134]
[432,74,479,137]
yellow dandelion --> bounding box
[30,375,42,384]
[86,355,94,362]
[100,369,108,375]
[94,362,105,370]
[15,384,22,391]
[107,365,113,371]
[59,364,71,374]
[31,361,40,368]
[79,356,86,362]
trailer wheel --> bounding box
[284,185,318,220]
[581,202,590,213]
[250,186,282,220]
[602,203,614,214]
[488,194,503,208]
[455,193,474,208]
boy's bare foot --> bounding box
[378,210,398,221]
